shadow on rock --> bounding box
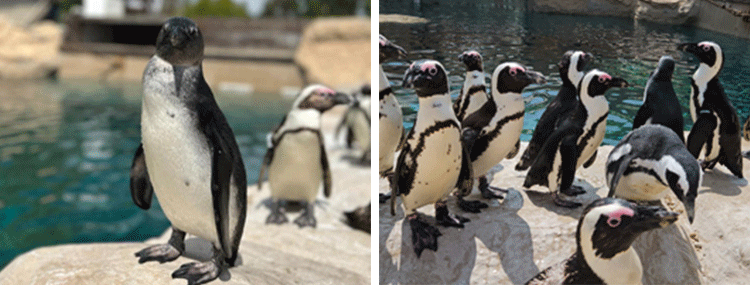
[699,171,742,196]
[633,222,701,285]
[525,180,602,218]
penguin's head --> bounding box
[379,35,407,64]
[294,85,351,112]
[579,70,628,99]
[491,62,546,94]
[155,17,204,66]
[650,55,675,81]
[578,198,678,259]
[679,41,724,72]
[559,50,593,87]
[402,60,449,97]
[458,50,484,72]
[665,154,703,224]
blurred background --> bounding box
[0,0,370,269]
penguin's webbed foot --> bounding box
[554,193,582,208]
[435,202,470,227]
[481,186,507,199]
[743,150,750,160]
[172,259,223,285]
[561,185,586,196]
[457,197,488,213]
[699,159,717,170]
[135,244,182,264]
[379,193,392,203]
[266,212,289,224]
[294,203,317,228]
[408,214,441,258]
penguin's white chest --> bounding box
[268,131,323,202]
[614,172,668,201]
[401,126,462,212]
[578,115,607,167]
[472,96,525,175]
[379,94,403,172]
[141,91,218,244]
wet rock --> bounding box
[635,0,698,25]
[0,19,62,79]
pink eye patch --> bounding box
[319,87,335,95]
[598,73,612,83]
[511,66,525,73]
[420,62,437,72]
[606,207,634,227]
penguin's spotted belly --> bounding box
[141,94,218,244]
[268,131,323,202]
[402,127,462,211]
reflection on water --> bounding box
[0,80,289,268]
[381,0,750,145]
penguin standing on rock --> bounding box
[379,35,407,179]
[336,84,371,163]
[130,17,247,285]
[458,62,546,213]
[454,50,489,122]
[632,55,685,142]
[524,70,628,208]
[516,50,593,171]
[606,124,702,223]
[258,85,350,228]
[679,41,743,178]
[392,59,474,257]
[525,198,679,285]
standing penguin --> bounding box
[130,17,247,285]
[632,55,685,142]
[606,124,702,223]
[336,84,371,163]
[379,35,407,178]
[458,62,546,212]
[679,41,743,178]
[516,51,593,171]
[524,70,628,208]
[525,198,678,285]
[453,50,489,122]
[258,85,350,228]
[391,60,474,257]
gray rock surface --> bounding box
[381,140,750,284]
[0,110,371,285]
[528,0,699,24]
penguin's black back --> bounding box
[634,68,684,142]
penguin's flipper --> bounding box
[719,124,744,178]
[606,152,636,198]
[257,146,273,191]
[206,124,237,264]
[391,134,414,215]
[558,135,581,196]
[130,143,153,210]
[582,149,597,168]
[524,124,576,188]
[456,142,474,196]
[506,139,520,159]
[687,112,717,159]
[632,105,652,130]
[317,131,332,198]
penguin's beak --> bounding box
[333,92,351,105]
[609,77,629,88]
[381,41,407,62]
[630,204,679,232]
[678,43,699,56]
[170,29,188,48]
[523,70,547,85]
[581,52,595,66]
[402,64,425,89]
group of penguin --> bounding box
[127,17,367,285]
[380,34,745,284]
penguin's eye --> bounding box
[598,76,607,84]
[428,67,438,76]
[607,218,620,227]
[509,69,517,76]
[189,27,198,35]
[702,45,711,52]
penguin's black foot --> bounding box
[481,186,507,199]
[457,197,488,213]
[699,159,718,170]
[408,214,441,258]
[743,150,750,160]
[554,193,582,208]
[294,203,317,228]
[265,212,288,224]
[561,185,586,196]
[379,193,392,203]
[172,259,223,285]
[435,202,470,227]
[134,244,182,264]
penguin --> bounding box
[606,124,702,223]
[743,117,750,159]
[516,51,594,171]
[344,202,371,233]
[379,35,407,178]
[257,85,350,228]
[453,50,489,122]
[391,59,474,257]
[336,84,371,163]
[129,17,247,285]
[525,197,679,285]
[457,62,546,213]
[632,55,685,142]
[523,70,628,208]
[679,41,743,178]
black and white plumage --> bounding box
[258,85,350,228]
[523,70,628,208]
[336,84,371,163]
[379,35,407,178]
[526,198,678,285]
[130,17,247,285]
[516,51,593,171]
[632,55,685,142]
[606,124,702,223]
[679,41,743,178]
[391,59,474,257]
[458,62,546,212]
[453,50,489,122]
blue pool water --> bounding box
[0,79,290,268]
[381,0,750,145]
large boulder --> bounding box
[0,18,61,79]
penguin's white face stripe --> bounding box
[580,203,643,284]
[693,42,722,84]
[579,70,610,121]
[608,143,631,164]
[568,51,585,88]
[631,155,688,192]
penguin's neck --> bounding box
[579,236,643,284]
[579,94,609,126]
[490,89,523,109]
[463,70,486,91]
[693,62,721,86]
[283,109,322,131]
[566,66,584,91]
[416,94,457,126]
